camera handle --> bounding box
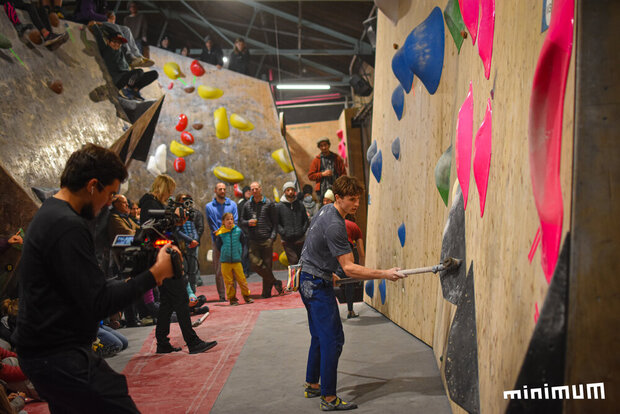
[166,247,183,279]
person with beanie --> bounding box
[308,137,346,203]
[276,182,309,266]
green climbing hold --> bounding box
[435,145,453,206]
[444,0,467,53]
[0,33,12,49]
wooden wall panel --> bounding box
[285,120,342,191]
[366,1,575,413]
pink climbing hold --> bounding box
[459,0,479,45]
[455,82,474,210]
[477,0,495,79]
[338,140,347,160]
[168,82,174,90]
[473,98,492,217]
[528,0,574,283]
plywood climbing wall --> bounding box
[366,1,574,413]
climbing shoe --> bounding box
[304,383,321,398]
[320,396,358,411]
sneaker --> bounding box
[140,317,155,326]
[304,383,321,398]
[320,397,358,411]
[347,311,359,319]
[119,87,135,100]
[156,343,182,354]
[188,340,217,354]
[130,56,154,68]
[43,32,64,47]
[44,31,68,50]
[229,300,240,306]
[243,296,254,304]
[133,90,145,101]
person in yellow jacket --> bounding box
[215,213,254,306]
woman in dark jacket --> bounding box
[228,37,250,75]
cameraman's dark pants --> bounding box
[156,278,200,347]
[19,346,139,414]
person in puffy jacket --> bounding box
[215,213,253,306]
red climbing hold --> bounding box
[181,131,194,145]
[233,183,243,198]
[190,60,205,77]
[174,157,186,173]
[176,114,188,132]
[272,252,279,262]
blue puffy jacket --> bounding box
[215,225,244,263]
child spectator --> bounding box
[215,212,253,305]
[88,20,158,101]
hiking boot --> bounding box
[156,343,182,354]
[320,396,358,411]
[188,340,217,354]
[304,383,321,398]
[243,296,254,304]
[347,311,359,319]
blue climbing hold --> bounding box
[391,86,405,120]
[379,279,387,304]
[403,7,445,95]
[398,223,406,247]
[366,140,377,163]
[391,47,413,93]
[365,280,374,298]
[392,137,401,160]
[371,150,382,183]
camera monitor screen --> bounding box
[112,234,134,247]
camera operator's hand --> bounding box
[149,243,183,285]
[189,240,199,248]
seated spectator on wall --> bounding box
[71,0,107,24]
[89,21,158,101]
[103,11,153,68]
[2,0,67,48]
[122,1,147,54]
[199,35,223,69]
[228,37,250,75]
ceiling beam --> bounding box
[237,0,372,51]
[177,12,349,79]
[179,0,235,47]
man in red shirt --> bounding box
[308,137,346,203]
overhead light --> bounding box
[276,84,331,90]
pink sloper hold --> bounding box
[473,98,492,217]
[477,0,495,79]
[456,82,474,210]
[459,0,479,45]
[528,0,574,283]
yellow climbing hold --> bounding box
[170,140,194,157]
[213,166,244,183]
[271,148,294,173]
[163,62,184,80]
[197,85,224,99]
[273,187,280,203]
[230,113,254,131]
[214,107,230,139]
[279,251,289,267]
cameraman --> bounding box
[139,175,217,355]
[13,144,181,413]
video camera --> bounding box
[113,199,190,279]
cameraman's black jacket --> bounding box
[276,198,309,242]
[240,196,277,242]
[13,198,156,356]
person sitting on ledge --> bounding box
[88,20,158,101]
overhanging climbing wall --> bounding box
[366,1,574,413]
[124,47,295,270]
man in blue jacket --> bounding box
[205,182,238,301]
